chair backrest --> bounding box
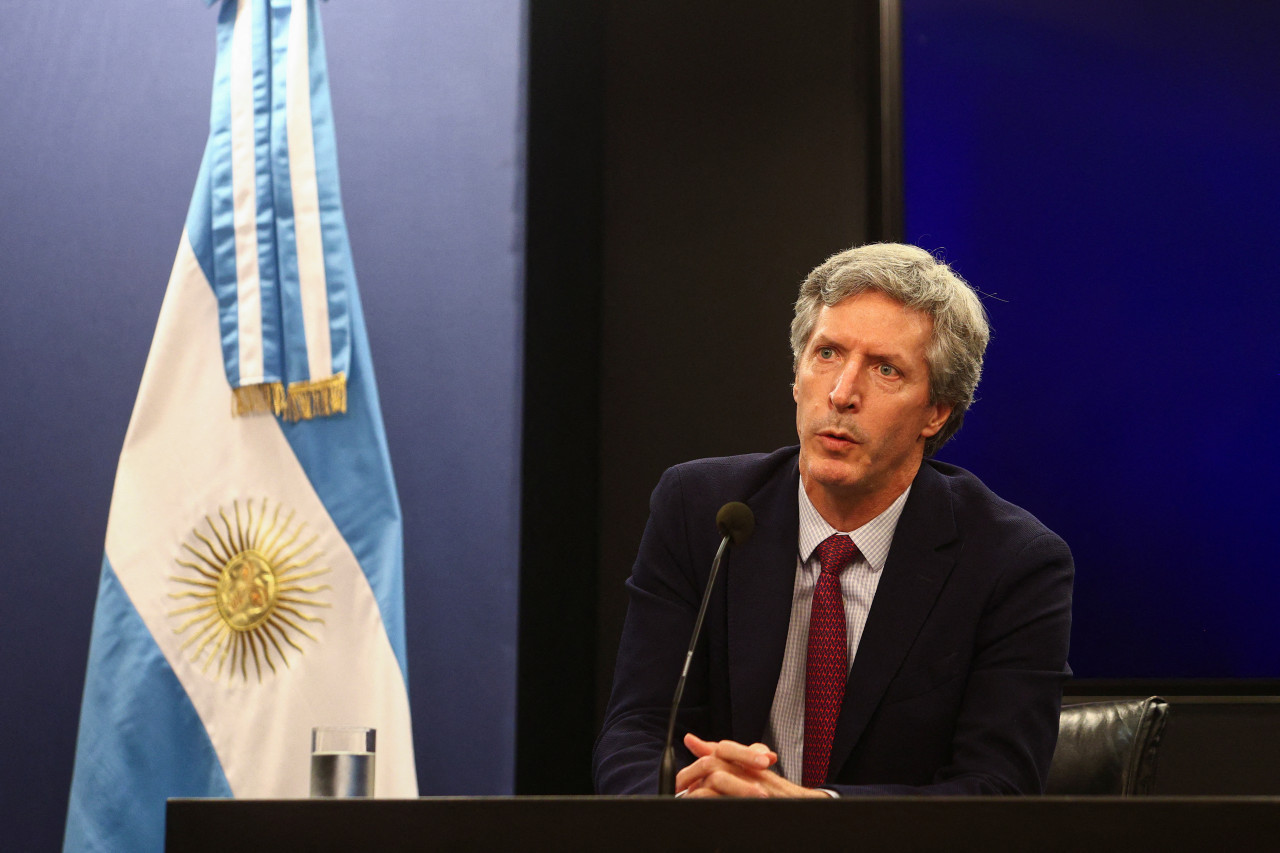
[1045,696,1170,795]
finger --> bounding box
[675,776,704,797]
[711,739,776,769]
[675,753,723,791]
[752,769,822,798]
[683,733,775,769]
[696,768,769,798]
[683,732,716,758]
[750,742,779,759]
[682,785,724,798]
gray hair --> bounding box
[789,243,990,456]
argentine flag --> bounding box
[64,1,417,850]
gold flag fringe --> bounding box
[231,373,347,422]
[284,373,347,421]
[232,382,287,417]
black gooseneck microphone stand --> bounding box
[658,502,754,795]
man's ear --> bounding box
[920,402,953,439]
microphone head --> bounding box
[715,501,755,546]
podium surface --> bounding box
[167,795,1280,852]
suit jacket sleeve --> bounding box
[593,464,711,795]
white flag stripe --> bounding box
[230,0,265,385]
[287,0,333,381]
[103,234,415,798]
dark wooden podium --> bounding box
[167,796,1280,852]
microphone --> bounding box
[658,501,755,795]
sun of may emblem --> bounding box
[168,499,331,682]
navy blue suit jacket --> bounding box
[593,446,1074,795]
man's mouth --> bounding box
[817,429,859,447]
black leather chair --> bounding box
[1045,696,1170,795]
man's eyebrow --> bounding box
[807,332,836,348]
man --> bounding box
[593,243,1073,797]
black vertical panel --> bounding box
[519,0,898,793]
[595,0,889,717]
[518,0,606,794]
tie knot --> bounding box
[815,533,858,576]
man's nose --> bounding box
[828,363,862,411]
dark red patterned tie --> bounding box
[803,533,858,787]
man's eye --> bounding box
[878,364,898,377]
[818,347,835,359]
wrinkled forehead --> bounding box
[811,291,934,350]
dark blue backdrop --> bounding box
[0,2,525,849]
[903,0,1280,677]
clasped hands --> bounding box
[675,733,831,798]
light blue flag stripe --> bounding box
[267,0,304,384]
[251,0,285,388]
[209,0,242,386]
[270,2,311,389]
[305,0,352,380]
[63,557,233,853]
[188,141,217,289]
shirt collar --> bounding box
[797,479,911,573]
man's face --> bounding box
[793,290,952,521]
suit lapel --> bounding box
[827,462,958,776]
[726,455,800,744]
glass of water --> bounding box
[310,726,376,798]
